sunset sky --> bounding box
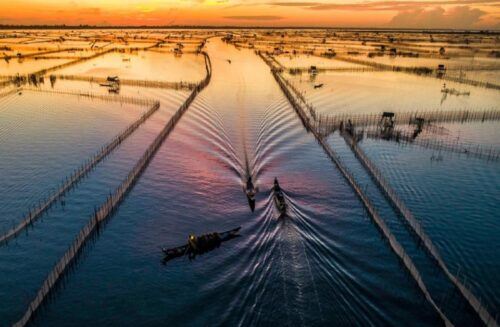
[0,0,499,29]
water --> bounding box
[56,51,206,83]
[0,91,146,231]
[0,87,188,325]
[286,70,500,115]
[0,59,71,75]
[0,36,498,326]
[360,135,500,315]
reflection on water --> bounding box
[287,70,500,115]
[25,38,441,327]
[276,55,366,69]
[56,51,207,83]
[0,91,146,230]
[360,135,500,313]
[365,55,500,70]
[0,58,71,75]
[0,32,498,326]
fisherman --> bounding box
[188,234,198,251]
[246,176,253,190]
[187,232,221,257]
[346,119,354,136]
[274,177,281,192]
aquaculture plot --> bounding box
[0,88,190,326]
[0,90,148,232]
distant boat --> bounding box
[441,83,470,96]
[314,83,324,89]
[106,76,120,83]
[309,65,318,74]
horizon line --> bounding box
[0,24,499,33]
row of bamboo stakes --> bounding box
[259,50,453,326]
[1,48,78,60]
[343,133,497,326]
[13,51,212,327]
[315,110,500,162]
[260,50,497,326]
[331,55,500,90]
[1,43,210,246]
[0,86,18,98]
[52,74,197,91]
[315,109,500,132]
[19,87,159,107]
[0,100,160,247]
[365,129,500,161]
[2,42,208,91]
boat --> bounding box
[108,84,120,94]
[245,176,257,211]
[162,227,241,262]
[100,76,121,91]
[441,83,470,96]
[273,178,287,215]
[314,83,324,89]
[106,76,120,83]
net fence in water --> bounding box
[13,52,212,327]
[261,50,498,326]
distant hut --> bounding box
[437,64,446,77]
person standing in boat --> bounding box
[246,176,253,190]
[274,177,281,192]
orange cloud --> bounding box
[0,0,498,28]
[388,5,488,28]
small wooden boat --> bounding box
[273,178,286,215]
[274,191,286,215]
[246,185,256,201]
[162,227,241,262]
[314,83,324,89]
[245,176,257,211]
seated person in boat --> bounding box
[187,232,222,257]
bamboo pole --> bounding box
[0,100,160,246]
[13,51,212,327]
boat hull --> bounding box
[162,227,241,262]
[273,193,287,215]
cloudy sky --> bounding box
[1,0,499,29]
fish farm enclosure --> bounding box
[0,29,499,326]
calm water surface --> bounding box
[0,38,498,326]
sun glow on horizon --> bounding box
[0,0,499,29]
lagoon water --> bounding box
[0,37,499,326]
